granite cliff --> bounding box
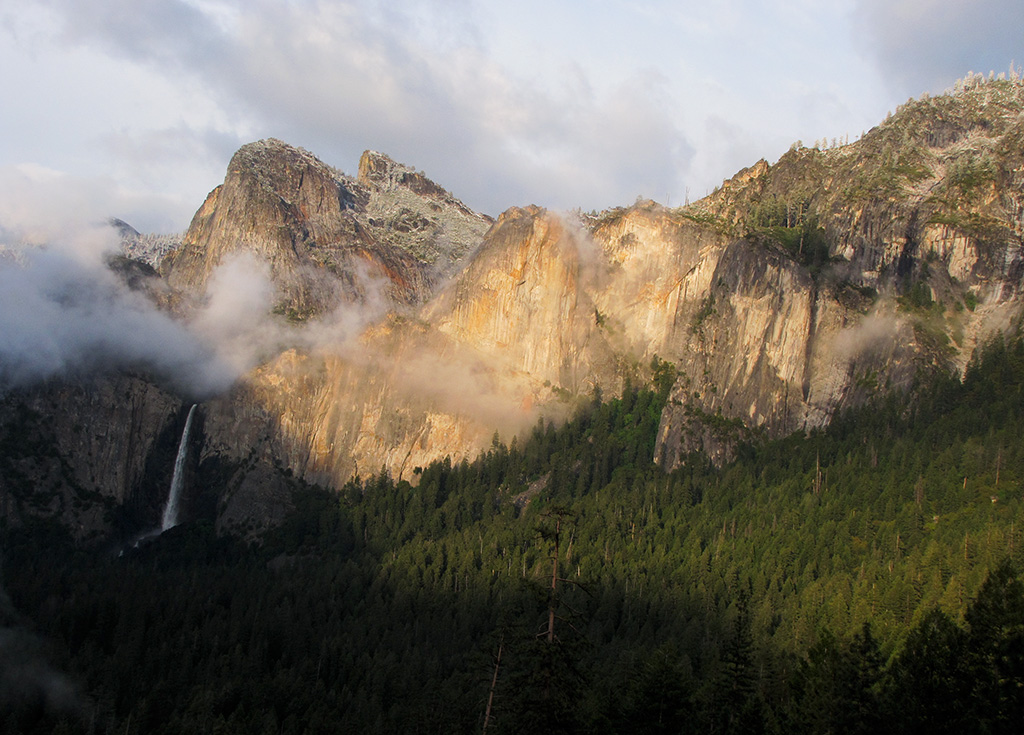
[0,376,186,542]
[654,74,1024,465]
[2,77,1023,539]
[163,139,490,319]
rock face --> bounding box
[357,150,493,273]
[583,204,917,467]
[166,139,389,318]
[5,77,1024,538]
[164,140,490,320]
[426,206,619,391]
[0,375,184,541]
[200,207,614,519]
[646,76,1024,466]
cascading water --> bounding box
[161,404,197,532]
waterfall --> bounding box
[161,404,197,531]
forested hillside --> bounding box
[5,339,1024,734]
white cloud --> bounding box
[3,0,697,219]
[0,231,237,396]
[853,0,1024,95]
[0,163,193,242]
[0,159,416,397]
[187,253,280,376]
[0,2,243,231]
[3,0,1017,237]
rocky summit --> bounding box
[3,76,1024,540]
[163,139,490,320]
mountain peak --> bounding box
[165,138,430,318]
[357,149,401,183]
[358,150,478,213]
[355,149,492,268]
[227,138,360,207]
[233,138,322,169]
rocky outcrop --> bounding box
[582,203,919,467]
[647,77,1024,465]
[588,202,731,363]
[650,239,921,467]
[357,150,493,273]
[426,206,620,392]
[693,77,1024,326]
[163,140,490,321]
[204,335,523,491]
[165,139,398,318]
[194,196,924,488]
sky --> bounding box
[0,0,1022,236]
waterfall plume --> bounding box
[161,404,197,531]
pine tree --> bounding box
[964,559,1024,731]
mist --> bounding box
[0,223,287,397]
[831,308,904,362]
[0,229,232,396]
[0,577,82,722]
[0,212,410,399]
[0,628,82,721]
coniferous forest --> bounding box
[6,338,1024,733]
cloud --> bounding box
[495,71,695,209]
[187,252,280,376]
[853,0,1024,95]
[0,578,83,720]
[0,160,202,241]
[0,231,239,397]
[34,0,221,69]
[0,3,242,232]
[0,175,255,396]
[0,236,392,400]
[0,150,422,399]
[0,628,82,720]
[20,0,695,216]
[208,1,694,212]
[0,185,282,397]
[7,0,959,234]
[97,125,244,228]
[831,311,903,362]
[392,347,543,438]
[0,164,126,245]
